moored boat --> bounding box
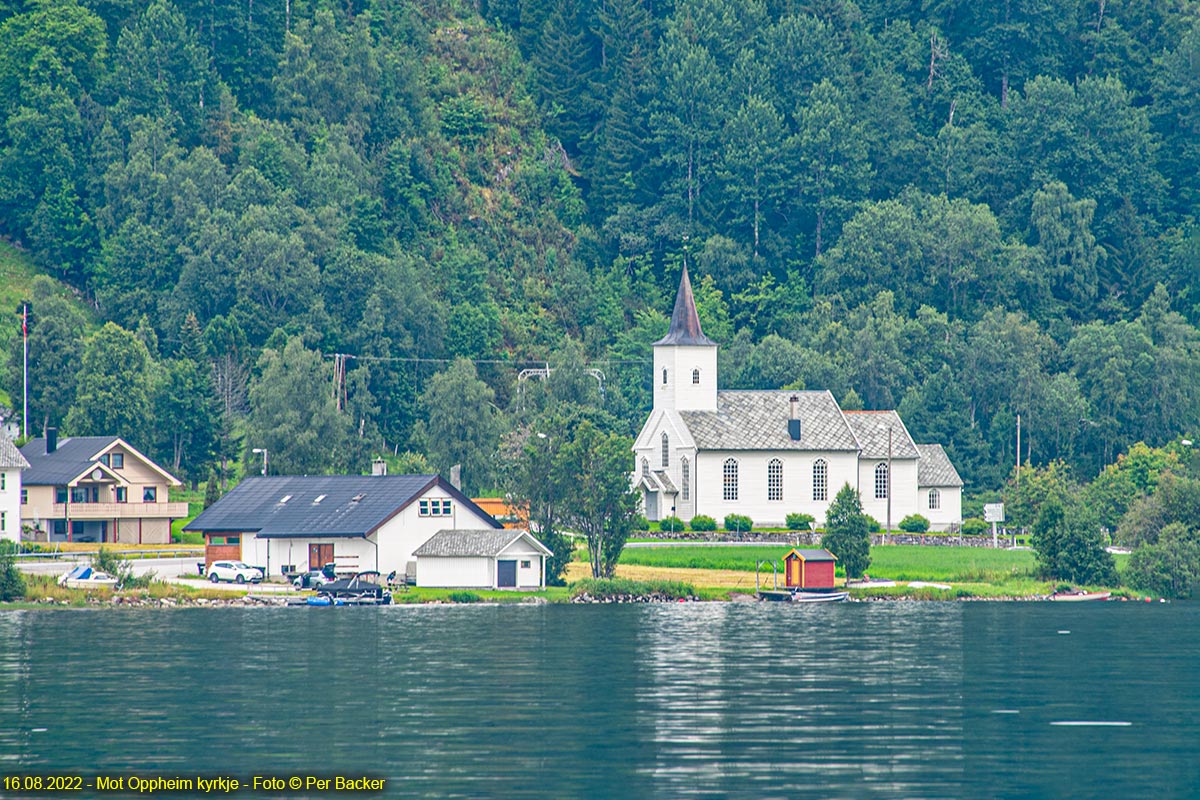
[1050,590,1112,602]
[57,565,119,590]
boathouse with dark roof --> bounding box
[185,474,501,580]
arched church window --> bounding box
[662,368,668,385]
[928,488,940,510]
[723,458,738,501]
[661,432,669,467]
[768,459,783,501]
[681,458,690,501]
[813,459,828,502]
[641,458,649,478]
[875,463,889,499]
[692,368,700,385]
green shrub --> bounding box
[447,591,482,603]
[899,514,930,533]
[659,516,686,532]
[786,513,815,530]
[632,514,649,531]
[0,548,26,601]
[571,577,694,599]
[93,547,156,589]
[689,515,717,532]
[723,514,753,532]
[864,515,881,532]
[962,518,988,536]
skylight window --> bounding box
[279,495,292,504]
[312,494,326,505]
[351,493,366,503]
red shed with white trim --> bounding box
[783,549,837,589]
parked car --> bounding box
[208,560,264,584]
[292,570,332,590]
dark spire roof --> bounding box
[653,265,717,347]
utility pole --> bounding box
[886,426,892,545]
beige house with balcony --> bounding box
[19,430,186,544]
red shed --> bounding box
[783,549,837,589]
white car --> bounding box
[207,560,263,584]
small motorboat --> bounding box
[1050,590,1112,602]
[791,590,849,603]
[314,571,392,605]
[58,565,119,590]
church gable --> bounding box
[842,410,920,459]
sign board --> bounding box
[984,503,1005,523]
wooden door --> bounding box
[787,558,800,587]
[309,543,334,570]
[497,560,517,588]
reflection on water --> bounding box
[0,603,1197,798]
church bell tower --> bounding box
[653,266,718,413]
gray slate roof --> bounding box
[842,411,919,459]
[185,475,501,537]
[20,437,119,484]
[653,266,717,347]
[679,391,858,452]
[0,435,29,470]
[414,529,546,558]
[917,444,965,487]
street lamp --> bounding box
[252,448,268,476]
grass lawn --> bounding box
[614,543,1131,598]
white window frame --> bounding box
[813,459,828,502]
[768,458,783,501]
[661,432,669,468]
[928,488,940,510]
[723,458,738,501]
[681,458,690,501]
[875,463,889,500]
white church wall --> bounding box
[694,451,859,528]
[920,486,962,531]
[858,458,920,532]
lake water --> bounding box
[1,602,1197,799]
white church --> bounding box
[633,268,963,531]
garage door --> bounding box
[497,559,517,588]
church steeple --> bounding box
[654,265,717,347]
[652,266,718,413]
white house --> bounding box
[0,435,30,543]
[633,267,964,531]
[414,529,552,589]
[185,474,502,580]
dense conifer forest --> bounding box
[1,0,1198,494]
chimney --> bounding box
[372,457,387,476]
[449,464,462,490]
[46,427,57,454]
[787,397,801,441]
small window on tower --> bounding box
[692,369,700,385]
[662,368,668,385]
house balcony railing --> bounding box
[48,502,190,520]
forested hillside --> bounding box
[1,0,1198,493]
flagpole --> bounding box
[22,303,28,439]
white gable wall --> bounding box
[0,467,20,543]
[857,458,920,531]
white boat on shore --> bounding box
[58,565,119,590]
